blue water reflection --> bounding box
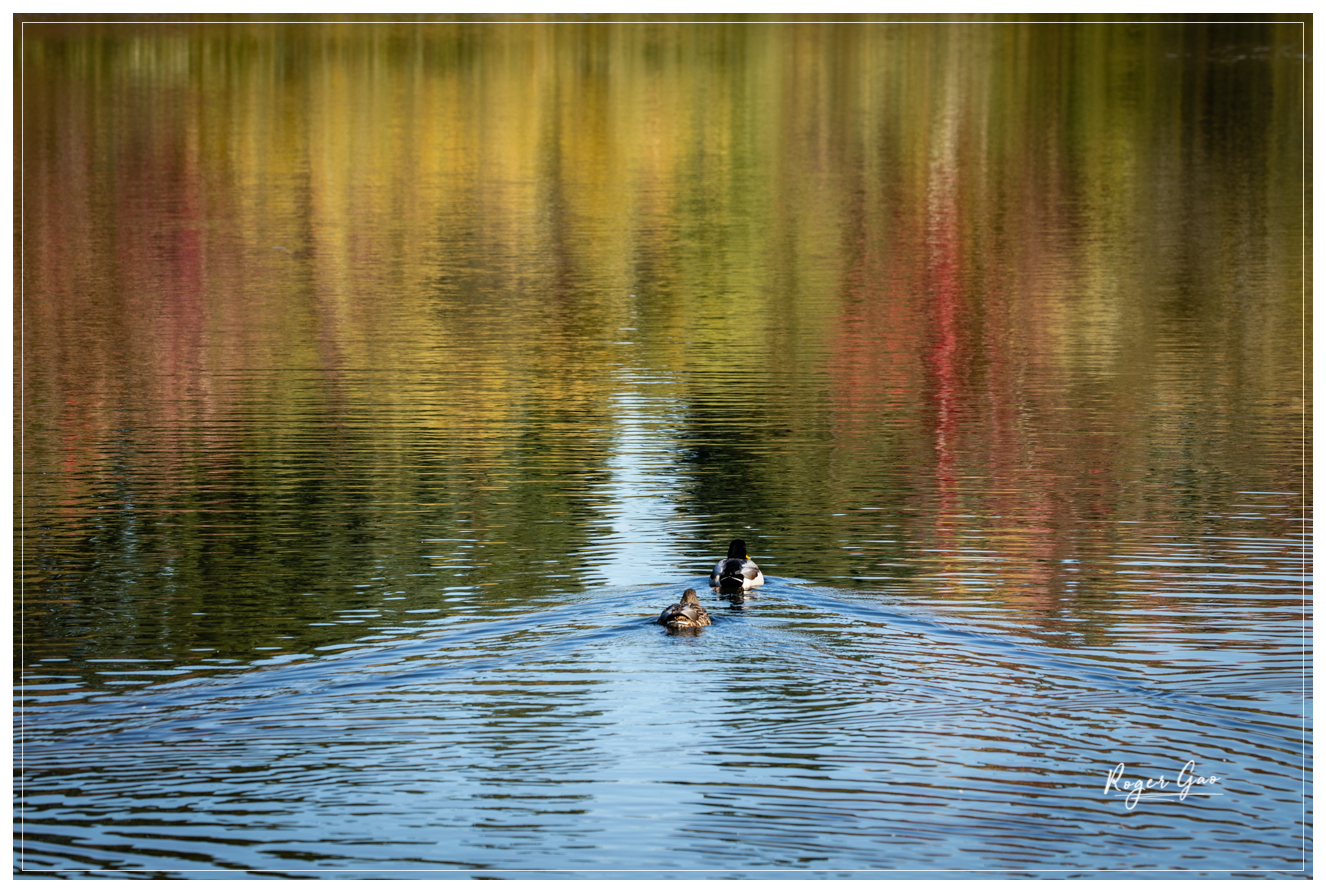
[19,576,1305,876]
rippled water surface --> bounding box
[16,19,1310,878]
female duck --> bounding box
[657,589,711,629]
[710,539,765,590]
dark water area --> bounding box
[15,19,1310,878]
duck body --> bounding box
[709,539,765,590]
[658,589,711,629]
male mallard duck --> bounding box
[657,588,711,629]
[709,538,765,590]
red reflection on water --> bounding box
[928,152,960,557]
[924,120,962,565]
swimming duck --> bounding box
[657,588,711,629]
[709,538,765,590]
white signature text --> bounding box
[1103,761,1222,810]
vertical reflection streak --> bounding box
[926,44,963,567]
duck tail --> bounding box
[716,558,746,591]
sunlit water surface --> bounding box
[16,20,1309,878]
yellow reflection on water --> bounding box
[20,20,1306,611]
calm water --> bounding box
[15,20,1310,878]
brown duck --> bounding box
[657,588,712,629]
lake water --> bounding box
[15,20,1310,878]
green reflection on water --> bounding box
[19,20,1306,671]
